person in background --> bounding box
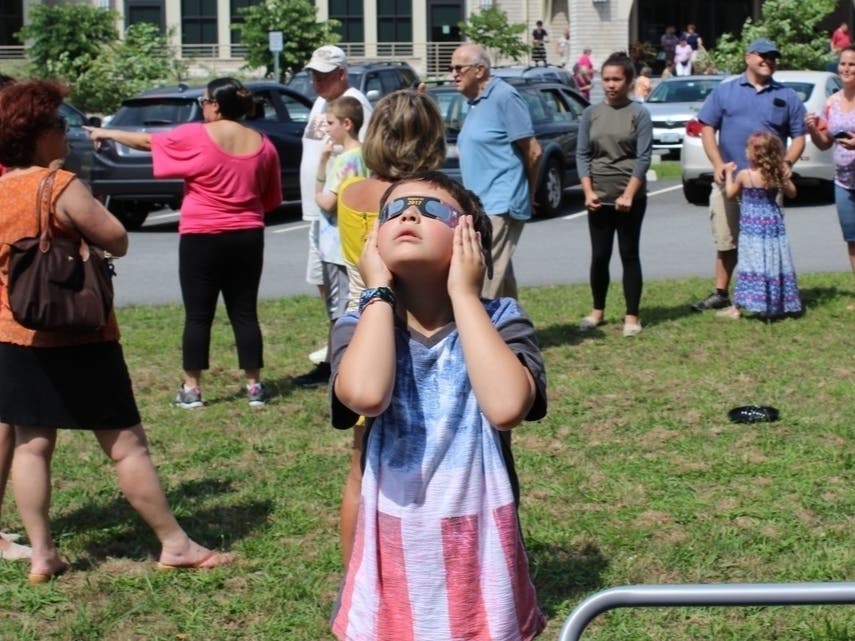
[660,60,675,79]
[295,45,373,387]
[675,36,693,76]
[576,52,653,337]
[0,80,233,584]
[635,66,653,102]
[831,22,852,54]
[574,63,593,100]
[660,26,679,63]
[451,43,543,300]
[718,132,800,319]
[558,28,571,67]
[329,171,546,641]
[684,23,702,51]
[577,47,594,73]
[532,20,548,66]
[308,96,369,390]
[0,72,31,563]
[805,44,855,275]
[87,77,282,408]
[334,89,446,566]
[691,38,806,312]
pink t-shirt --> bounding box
[151,123,282,235]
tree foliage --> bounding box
[17,4,118,80]
[710,0,837,73]
[235,0,340,80]
[74,23,186,114]
[457,6,530,63]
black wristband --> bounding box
[358,287,396,314]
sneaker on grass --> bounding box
[247,382,270,407]
[174,385,203,409]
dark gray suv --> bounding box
[90,81,312,229]
[286,60,419,103]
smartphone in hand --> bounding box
[833,131,851,139]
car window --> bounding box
[278,91,310,123]
[826,76,842,97]
[112,99,197,126]
[364,72,383,97]
[780,82,813,103]
[400,68,418,87]
[539,88,577,122]
[250,91,279,121]
[60,103,85,127]
[378,70,402,93]
[648,79,721,103]
[561,90,588,116]
[521,90,549,124]
[287,72,315,99]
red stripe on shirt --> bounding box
[442,514,491,640]
[376,511,415,641]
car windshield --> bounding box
[780,82,814,103]
[647,79,722,104]
[111,99,198,127]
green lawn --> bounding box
[0,274,852,641]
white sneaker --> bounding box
[308,345,328,365]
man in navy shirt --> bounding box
[692,38,806,311]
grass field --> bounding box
[0,274,852,641]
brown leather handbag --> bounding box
[7,170,114,332]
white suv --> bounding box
[680,70,841,204]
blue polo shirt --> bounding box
[458,77,535,219]
[697,73,806,170]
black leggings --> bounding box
[178,228,264,372]
[587,199,646,316]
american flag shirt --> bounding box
[331,297,547,641]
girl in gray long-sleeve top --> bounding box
[575,52,653,337]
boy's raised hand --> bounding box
[359,221,393,288]
[448,215,485,298]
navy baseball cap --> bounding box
[747,38,781,57]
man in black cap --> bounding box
[691,38,806,311]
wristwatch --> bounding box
[358,287,396,314]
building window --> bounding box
[0,2,23,46]
[330,0,364,56]
[126,1,165,32]
[377,0,412,56]
[231,0,253,46]
[182,0,217,46]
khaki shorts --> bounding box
[709,182,740,252]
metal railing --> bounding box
[0,45,25,60]
[558,582,855,641]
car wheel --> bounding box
[682,180,709,205]
[536,158,565,216]
[111,203,150,230]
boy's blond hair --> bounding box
[327,96,364,136]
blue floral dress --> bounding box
[733,175,801,316]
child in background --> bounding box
[302,96,369,386]
[721,132,801,318]
[635,66,653,101]
[330,171,546,641]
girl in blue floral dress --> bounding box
[721,132,802,318]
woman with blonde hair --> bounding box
[334,88,446,565]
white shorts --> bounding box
[305,220,324,286]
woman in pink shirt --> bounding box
[87,78,282,408]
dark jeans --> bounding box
[587,199,646,316]
[178,228,264,371]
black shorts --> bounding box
[0,341,141,430]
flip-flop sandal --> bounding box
[28,561,69,585]
[156,551,234,571]
[0,540,32,561]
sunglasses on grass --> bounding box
[379,196,461,228]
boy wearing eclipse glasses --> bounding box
[328,170,547,641]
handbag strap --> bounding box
[36,169,59,253]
